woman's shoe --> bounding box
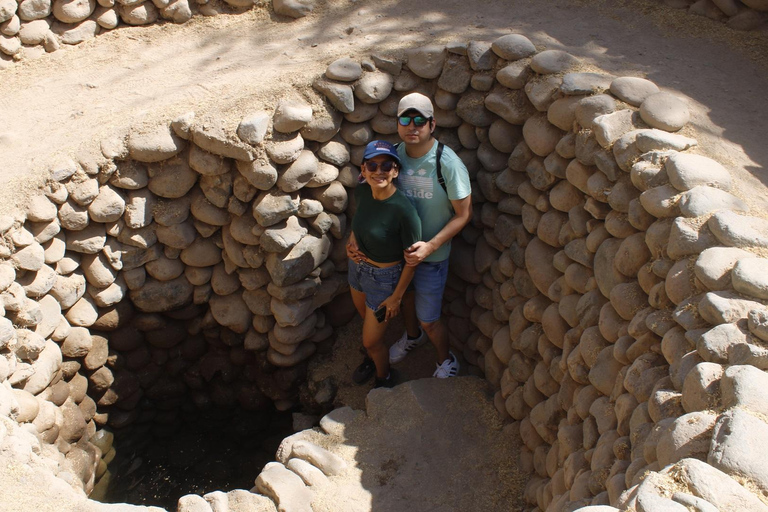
[352,357,376,384]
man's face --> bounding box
[397,109,434,146]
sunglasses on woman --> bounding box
[364,161,398,173]
[398,115,430,127]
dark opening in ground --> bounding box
[100,408,295,510]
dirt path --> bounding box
[1,0,767,211]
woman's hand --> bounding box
[346,233,365,262]
[379,294,402,322]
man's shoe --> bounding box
[352,357,376,384]
[433,352,459,378]
[389,328,426,363]
[374,372,396,389]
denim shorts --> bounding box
[412,259,450,324]
[348,259,404,311]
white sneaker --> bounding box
[389,328,426,363]
[433,352,459,378]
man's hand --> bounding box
[346,234,365,262]
[404,241,433,267]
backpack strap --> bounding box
[435,142,446,194]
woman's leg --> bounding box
[362,307,390,378]
[349,287,367,319]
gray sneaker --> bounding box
[388,328,426,364]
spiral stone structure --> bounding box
[1,5,768,512]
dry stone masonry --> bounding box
[1,30,768,512]
[2,0,767,68]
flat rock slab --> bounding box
[306,377,525,512]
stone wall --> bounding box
[3,0,767,68]
[658,0,768,30]
[2,32,768,512]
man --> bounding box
[348,92,472,380]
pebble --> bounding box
[748,308,768,342]
[609,77,660,107]
[640,92,690,132]
[127,123,184,162]
[530,49,579,74]
[491,33,536,60]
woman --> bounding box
[346,140,422,388]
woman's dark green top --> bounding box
[352,183,422,263]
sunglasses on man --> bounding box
[398,115,430,127]
[363,161,398,173]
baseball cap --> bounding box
[363,140,401,165]
[397,93,434,118]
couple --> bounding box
[346,93,473,388]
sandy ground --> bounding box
[1,0,768,213]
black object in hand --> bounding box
[375,306,386,323]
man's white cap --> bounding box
[397,92,434,118]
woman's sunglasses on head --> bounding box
[364,161,398,173]
[398,115,430,127]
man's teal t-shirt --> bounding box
[396,140,472,262]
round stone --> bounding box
[610,77,660,107]
[733,258,768,300]
[640,92,690,132]
[52,0,94,23]
[18,0,52,21]
[530,50,579,74]
[326,57,362,82]
[491,34,536,61]
[18,19,49,45]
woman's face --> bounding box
[362,155,399,188]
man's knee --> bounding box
[419,318,442,336]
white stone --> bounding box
[237,111,270,145]
[665,153,732,192]
[640,92,690,132]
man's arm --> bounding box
[404,195,473,266]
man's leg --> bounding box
[420,318,449,364]
[401,291,421,338]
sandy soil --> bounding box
[1,0,768,213]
